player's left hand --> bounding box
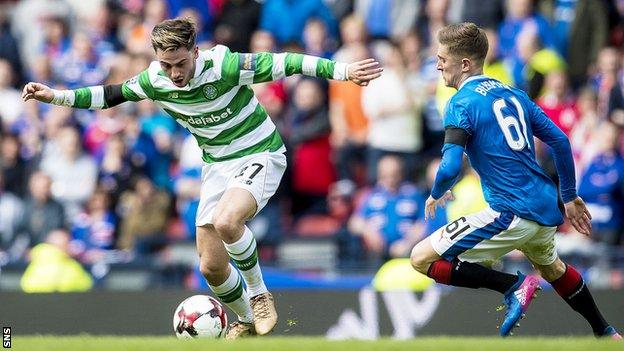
[564,196,592,236]
[347,58,383,86]
[425,191,454,220]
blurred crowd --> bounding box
[2,0,624,291]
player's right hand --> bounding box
[425,190,454,220]
[21,82,54,103]
[564,196,592,236]
[347,58,383,86]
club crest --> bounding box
[203,84,218,100]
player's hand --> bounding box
[347,58,383,86]
[21,82,54,103]
[425,191,454,220]
[564,196,592,236]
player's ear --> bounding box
[461,58,471,72]
[193,46,199,59]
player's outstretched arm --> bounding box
[528,97,592,234]
[22,82,135,109]
[216,45,382,87]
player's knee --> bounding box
[199,259,226,279]
[212,213,242,241]
[410,248,430,274]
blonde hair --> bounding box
[438,22,488,66]
[151,17,197,52]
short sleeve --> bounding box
[443,101,473,136]
[121,71,150,101]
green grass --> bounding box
[9,336,623,351]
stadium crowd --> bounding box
[1,0,624,291]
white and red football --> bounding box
[173,295,228,339]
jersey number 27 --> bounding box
[493,97,530,151]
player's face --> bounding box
[156,47,199,87]
[436,45,464,89]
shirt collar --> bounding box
[191,52,204,81]
[458,74,487,90]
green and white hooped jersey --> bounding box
[110,45,349,163]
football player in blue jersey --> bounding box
[409,22,621,339]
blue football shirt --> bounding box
[444,75,565,226]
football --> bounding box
[173,295,228,339]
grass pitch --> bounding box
[10,336,623,351]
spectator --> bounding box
[537,70,578,136]
[0,171,25,263]
[214,0,261,52]
[545,0,608,88]
[20,171,66,247]
[354,0,419,41]
[40,125,98,220]
[418,0,449,48]
[516,27,566,97]
[123,114,169,189]
[589,47,624,120]
[173,134,204,239]
[248,31,288,121]
[83,107,126,156]
[578,122,624,247]
[53,31,109,89]
[329,43,370,184]
[333,14,368,63]
[117,176,170,254]
[0,7,24,87]
[20,228,93,293]
[283,78,336,216]
[570,87,601,172]
[165,0,212,36]
[418,0,450,157]
[0,59,24,128]
[259,0,338,45]
[1,132,29,197]
[362,42,421,183]
[348,155,426,262]
[330,179,365,268]
[39,16,70,61]
[458,0,505,30]
[11,0,73,66]
[178,7,212,48]
[498,0,553,63]
[303,18,335,59]
[97,134,133,204]
[125,0,169,55]
[71,188,116,264]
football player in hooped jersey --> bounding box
[409,23,621,339]
[22,18,382,339]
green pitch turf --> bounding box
[9,336,623,351]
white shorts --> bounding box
[195,151,287,227]
[430,207,558,266]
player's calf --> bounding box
[543,261,614,337]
